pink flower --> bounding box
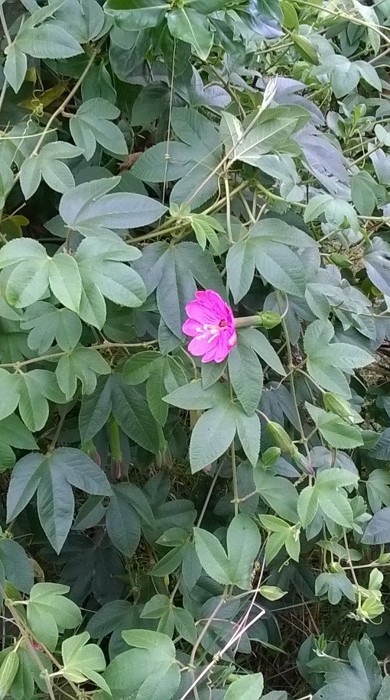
[182,290,237,363]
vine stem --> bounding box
[0,340,157,370]
[0,5,12,45]
[343,530,362,609]
[224,173,234,244]
[188,595,227,675]
[132,180,249,245]
[295,0,390,45]
[179,608,266,700]
[0,79,8,116]
[183,81,277,209]
[277,293,311,461]
[11,44,101,189]
[196,465,222,527]
[4,597,80,700]
[169,465,222,606]
[230,442,239,517]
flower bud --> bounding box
[329,253,351,269]
[4,582,20,602]
[323,393,355,423]
[267,422,296,457]
[258,311,281,329]
[0,651,19,699]
[293,451,313,475]
[261,446,281,469]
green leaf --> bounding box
[0,414,38,451]
[21,302,82,353]
[193,528,231,585]
[164,379,227,410]
[254,240,306,297]
[364,239,390,297]
[61,631,109,693]
[292,34,318,64]
[362,508,390,545]
[6,453,45,522]
[27,583,81,651]
[254,472,298,523]
[317,488,354,528]
[70,98,127,160]
[316,572,355,605]
[297,485,318,528]
[20,142,82,198]
[59,178,167,237]
[378,677,390,700]
[141,594,170,620]
[226,513,261,588]
[15,23,83,59]
[0,238,47,268]
[38,448,111,553]
[94,261,146,307]
[312,639,382,700]
[110,375,160,454]
[356,61,382,92]
[305,404,363,449]
[131,142,194,183]
[241,328,286,376]
[13,370,61,435]
[151,544,187,577]
[234,108,309,164]
[194,514,260,589]
[366,470,390,513]
[134,241,224,338]
[0,539,34,592]
[173,607,197,644]
[351,171,384,216]
[225,673,264,700]
[235,411,261,468]
[79,375,113,442]
[56,347,111,400]
[106,484,141,557]
[189,403,237,473]
[7,448,111,553]
[132,108,222,208]
[226,238,256,303]
[0,370,19,421]
[228,341,263,416]
[5,257,50,309]
[168,8,213,60]
[304,320,373,397]
[49,252,82,312]
[122,351,161,385]
[252,218,316,249]
[4,44,27,93]
[147,365,169,426]
[75,240,146,323]
[55,0,105,43]
[104,0,169,30]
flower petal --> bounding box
[183,289,236,362]
[195,290,228,317]
[188,334,219,357]
[202,334,229,363]
[185,300,218,324]
[182,319,201,337]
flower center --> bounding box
[195,320,228,343]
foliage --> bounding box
[1,0,390,698]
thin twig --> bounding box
[179,608,266,700]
